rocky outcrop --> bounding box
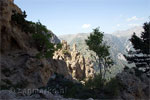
[0,50,72,89]
[53,40,95,80]
[0,0,94,91]
[116,69,150,100]
[0,0,28,53]
[48,30,61,44]
[0,0,71,89]
[0,0,60,53]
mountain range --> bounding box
[58,26,144,77]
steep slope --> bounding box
[112,26,144,53]
[0,0,94,91]
[0,0,73,89]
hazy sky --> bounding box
[15,0,149,36]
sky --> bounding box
[14,0,150,36]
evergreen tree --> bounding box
[125,21,150,74]
[85,28,113,78]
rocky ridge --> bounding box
[53,40,95,80]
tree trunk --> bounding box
[99,58,102,77]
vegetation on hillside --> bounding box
[40,73,120,99]
[11,11,62,58]
[40,28,120,99]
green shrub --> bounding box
[40,73,83,96]
[84,75,120,99]
[11,11,62,59]
[32,23,54,58]
[73,88,97,99]
[39,74,120,99]
[85,74,106,89]
[55,43,62,51]
[11,10,29,33]
[104,78,119,98]
[62,50,70,55]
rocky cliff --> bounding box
[0,0,94,90]
[0,0,60,53]
[0,0,71,90]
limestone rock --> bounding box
[73,43,77,51]
[54,40,95,80]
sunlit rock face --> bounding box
[53,40,95,80]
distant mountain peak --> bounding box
[112,26,143,38]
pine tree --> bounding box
[85,28,113,78]
[125,21,150,75]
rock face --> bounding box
[116,69,150,100]
[53,40,95,80]
[0,0,71,89]
[0,0,60,53]
[0,51,72,89]
[0,0,93,91]
[0,0,27,53]
[48,30,61,44]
